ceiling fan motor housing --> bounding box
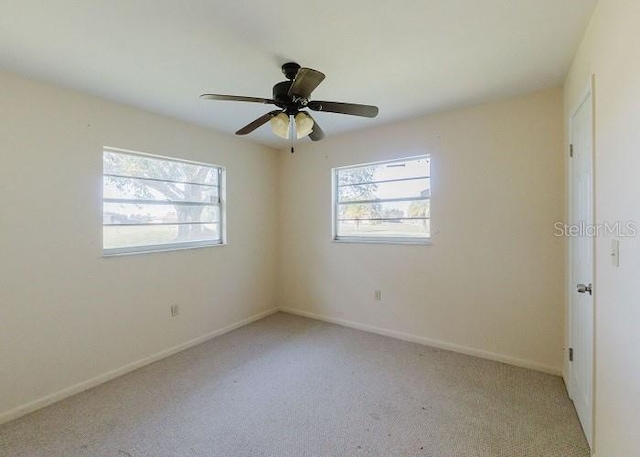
[273,62,309,114]
[273,80,306,115]
[273,80,293,104]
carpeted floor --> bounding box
[0,312,590,457]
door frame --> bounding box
[566,74,596,449]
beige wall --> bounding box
[565,1,640,455]
[0,69,575,429]
[278,88,565,374]
[0,70,279,422]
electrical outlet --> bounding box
[170,304,179,317]
[374,290,381,301]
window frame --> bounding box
[102,147,226,256]
[332,155,431,245]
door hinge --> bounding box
[569,347,574,362]
[569,144,574,158]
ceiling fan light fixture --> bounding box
[269,112,290,139]
[294,112,314,139]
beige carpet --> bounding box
[0,312,589,457]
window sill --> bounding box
[332,237,432,246]
[103,241,226,257]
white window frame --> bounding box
[332,155,431,245]
[102,147,226,256]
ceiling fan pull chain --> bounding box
[290,115,295,153]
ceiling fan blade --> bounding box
[307,115,325,141]
[200,94,275,104]
[288,68,326,99]
[308,100,379,118]
[236,110,282,135]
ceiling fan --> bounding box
[200,62,379,146]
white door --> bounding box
[569,88,594,448]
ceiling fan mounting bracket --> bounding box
[281,62,301,80]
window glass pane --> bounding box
[103,202,220,225]
[104,151,218,185]
[104,223,220,250]
[337,165,378,186]
[337,157,429,186]
[337,219,430,239]
[337,200,430,221]
[103,149,224,254]
[374,157,430,181]
[338,178,430,202]
[104,176,218,203]
[334,155,430,243]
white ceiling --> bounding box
[0,0,596,148]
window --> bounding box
[103,148,225,255]
[333,156,430,243]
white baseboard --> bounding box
[1,306,561,426]
[0,308,279,426]
[279,307,562,376]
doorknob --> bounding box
[577,283,593,295]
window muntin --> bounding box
[103,148,225,255]
[333,156,430,243]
